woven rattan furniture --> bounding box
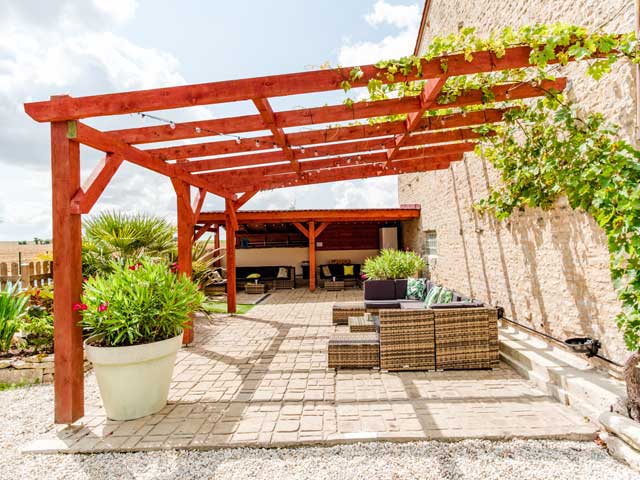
[325,279,345,291]
[434,307,499,370]
[245,282,265,294]
[332,302,366,324]
[348,315,376,332]
[327,332,380,369]
[378,309,435,371]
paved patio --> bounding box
[26,289,596,454]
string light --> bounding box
[235,137,241,145]
[169,121,176,130]
[255,139,261,147]
[301,147,305,154]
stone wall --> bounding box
[400,0,636,366]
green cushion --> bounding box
[247,273,261,279]
[424,285,441,307]
[406,278,426,300]
[437,288,453,304]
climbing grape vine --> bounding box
[352,24,640,350]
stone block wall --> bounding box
[400,0,636,366]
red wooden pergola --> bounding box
[24,45,566,423]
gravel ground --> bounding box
[1,379,638,480]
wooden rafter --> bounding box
[69,121,232,197]
[199,207,421,225]
[24,45,565,122]
[144,79,564,163]
[70,152,124,214]
[219,153,462,193]
[315,222,330,237]
[387,76,448,162]
[252,97,298,171]
[192,187,206,223]
[233,191,257,210]
[293,222,310,237]
[194,221,214,242]
[203,142,476,187]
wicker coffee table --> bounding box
[348,315,377,332]
[325,280,344,291]
[245,282,265,294]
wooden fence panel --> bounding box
[0,260,53,290]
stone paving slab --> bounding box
[24,289,597,454]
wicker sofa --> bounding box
[235,266,295,290]
[328,280,500,371]
[318,263,361,287]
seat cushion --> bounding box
[365,300,401,309]
[343,265,354,276]
[398,299,425,309]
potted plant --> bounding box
[78,259,204,421]
[362,249,426,299]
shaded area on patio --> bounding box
[26,289,595,454]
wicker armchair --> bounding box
[378,309,435,371]
[433,307,499,369]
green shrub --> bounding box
[0,284,28,352]
[23,306,54,349]
[82,211,175,276]
[79,258,204,347]
[362,249,426,280]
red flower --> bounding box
[170,262,179,273]
[34,289,41,297]
[98,302,108,312]
[128,262,143,271]
[72,303,88,312]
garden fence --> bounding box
[0,260,53,289]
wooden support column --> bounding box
[213,225,221,267]
[51,117,84,424]
[308,221,316,292]
[173,179,195,345]
[225,199,237,313]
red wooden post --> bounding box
[308,221,316,292]
[51,116,84,424]
[225,199,237,313]
[213,225,220,267]
[173,179,194,344]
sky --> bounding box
[0,0,422,240]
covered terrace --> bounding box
[24,44,566,424]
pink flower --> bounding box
[360,273,367,280]
[72,303,88,312]
[98,302,108,312]
[170,262,179,273]
[82,277,88,283]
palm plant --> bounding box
[82,211,176,275]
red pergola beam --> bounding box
[387,76,448,162]
[252,97,298,171]
[24,46,565,122]
[144,79,563,162]
[204,141,476,186]
[227,154,461,192]
[70,153,124,214]
[199,207,421,224]
[69,121,232,196]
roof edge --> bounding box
[413,0,432,56]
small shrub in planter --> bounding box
[79,259,204,420]
[362,249,426,280]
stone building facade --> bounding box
[400,0,636,366]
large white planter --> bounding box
[85,332,183,421]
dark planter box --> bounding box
[364,279,396,300]
[395,279,408,299]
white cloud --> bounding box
[0,1,202,240]
[331,177,398,209]
[338,0,420,65]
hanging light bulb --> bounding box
[301,147,305,154]
[462,111,468,118]
[235,137,241,145]
[255,139,260,147]
[505,91,511,99]
[314,150,319,156]
[195,127,202,134]
[169,121,176,130]
[357,155,362,161]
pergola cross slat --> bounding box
[23,43,569,424]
